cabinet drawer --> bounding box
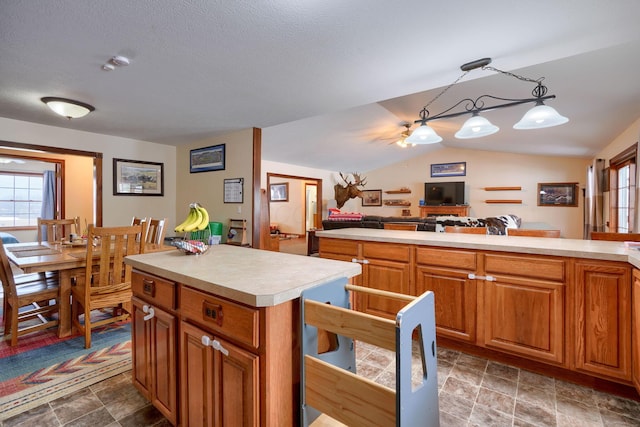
[485,254,565,282]
[180,286,259,349]
[416,247,477,270]
[319,238,359,257]
[363,242,410,262]
[132,271,176,310]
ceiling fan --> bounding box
[393,123,415,148]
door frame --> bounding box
[266,173,322,231]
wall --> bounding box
[268,177,315,235]
[264,149,590,239]
[360,147,590,239]
[0,117,177,231]
[262,160,339,218]
[175,129,255,244]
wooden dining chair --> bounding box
[0,238,60,346]
[37,217,80,243]
[590,232,640,241]
[444,226,488,234]
[71,223,146,348]
[383,222,418,231]
[146,218,167,244]
[508,229,561,238]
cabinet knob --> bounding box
[142,305,155,321]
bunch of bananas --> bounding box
[174,203,210,232]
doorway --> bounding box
[266,172,322,255]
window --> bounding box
[609,144,637,232]
[0,172,44,228]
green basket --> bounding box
[188,223,211,243]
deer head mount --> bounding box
[334,172,367,209]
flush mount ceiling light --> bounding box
[405,58,568,144]
[41,97,95,119]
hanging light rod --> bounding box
[405,58,568,144]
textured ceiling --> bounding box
[1,1,640,172]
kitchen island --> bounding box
[124,244,360,426]
[317,228,640,399]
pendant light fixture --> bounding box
[41,97,95,119]
[405,58,568,144]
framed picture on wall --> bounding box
[361,189,382,206]
[270,183,288,202]
[113,158,164,196]
[537,182,579,207]
[190,144,225,173]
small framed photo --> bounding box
[361,189,382,206]
[270,183,288,202]
[431,162,466,177]
[537,182,579,207]
[190,144,225,173]
[113,158,164,196]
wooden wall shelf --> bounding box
[385,189,411,194]
[484,186,522,191]
[485,200,522,204]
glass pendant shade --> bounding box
[455,114,499,139]
[513,103,568,129]
[41,97,95,119]
[405,123,443,144]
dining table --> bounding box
[5,240,175,337]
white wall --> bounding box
[0,117,177,231]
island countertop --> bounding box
[124,244,361,307]
[316,228,640,266]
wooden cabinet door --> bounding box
[632,269,640,392]
[415,247,477,343]
[575,261,631,381]
[360,242,411,319]
[483,254,566,365]
[180,320,259,427]
[132,297,152,400]
[214,337,259,427]
[415,265,476,342]
[483,278,564,364]
[152,305,177,424]
[132,297,177,425]
[181,320,215,427]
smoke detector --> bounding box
[111,55,130,66]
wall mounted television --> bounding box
[424,181,465,206]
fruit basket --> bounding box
[175,239,209,255]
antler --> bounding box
[352,172,367,187]
[339,172,351,185]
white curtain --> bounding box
[40,170,55,240]
[584,159,605,239]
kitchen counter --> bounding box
[125,243,361,307]
[316,228,640,264]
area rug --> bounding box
[0,314,132,421]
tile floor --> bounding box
[3,343,640,426]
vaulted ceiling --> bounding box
[2,1,640,171]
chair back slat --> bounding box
[38,217,80,242]
[147,218,168,244]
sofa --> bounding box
[322,210,522,236]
